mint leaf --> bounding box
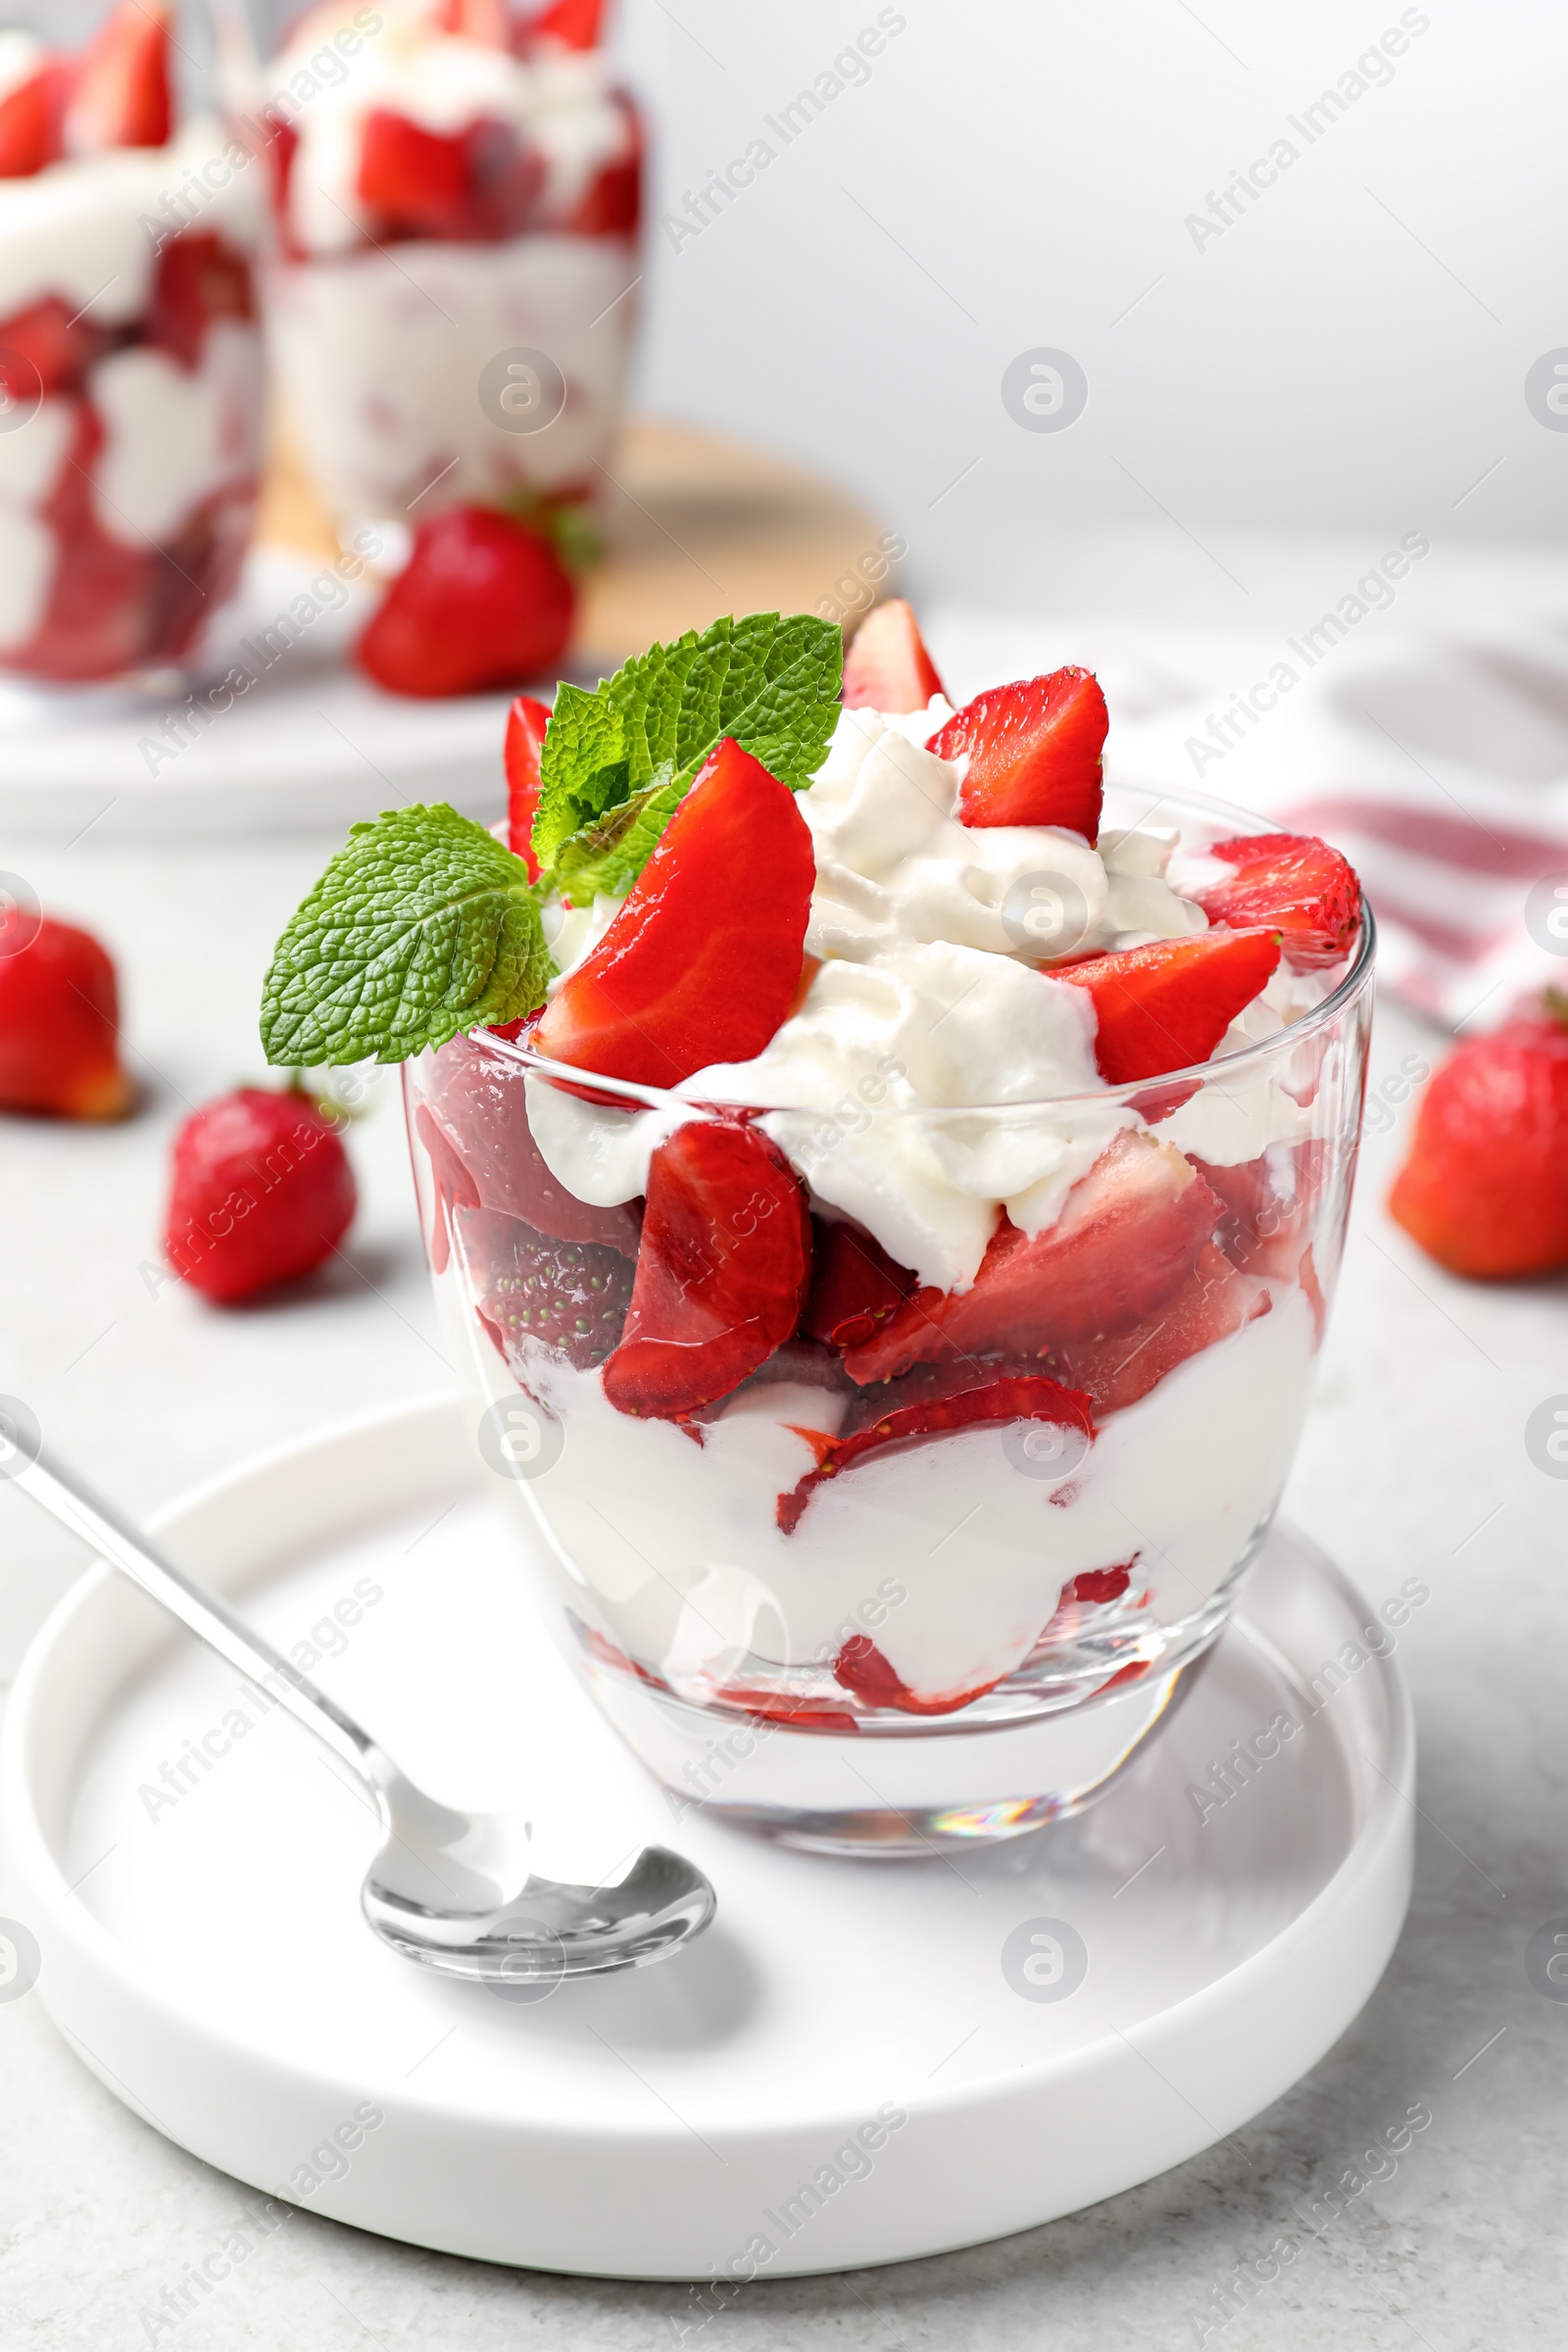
[552,764,681,904]
[260,806,554,1066]
[533,612,843,886]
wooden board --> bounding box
[257,414,894,665]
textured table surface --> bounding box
[1,813,1563,2351]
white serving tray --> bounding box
[0,1395,1413,2279]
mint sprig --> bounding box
[260,805,554,1067]
[532,612,842,878]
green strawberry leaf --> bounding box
[260,805,555,1067]
[532,611,842,885]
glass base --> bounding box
[591,1641,1220,1854]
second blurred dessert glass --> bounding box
[260,0,641,550]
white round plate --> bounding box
[0,553,514,843]
[0,1396,1413,2280]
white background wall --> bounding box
[616,0,1568,610]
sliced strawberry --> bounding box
[147,232,255,371]
[532,737,814,1088]
[358,109,542,242]
[1389,1014,1568,1278]
[780,1362,1095,1534]
[929,667,1107,841]
[603,1120,812,1417]
[424,1032,639,1251]
[844,1131,1220,1386]
[1064,1559,1136,1605]
[803,1218,917,1350]
[68,1,172,153]
[20,401,155,682]
[505,692,551,878]
[358,506,574,698]
[1192,832,1362,971]
[841,599,946,713]
[831,1634,1007,1718]
[1056,928,1282,1085]
[0,296,108,400]
[0,914,130,1119]
[470,1209,633,1371]
[687,1337,851,1426]
[0,60,71,178]
[1195,1140,1330,1279]
[561,92,641,235]
[1047,1243,1271,1417]
[528,0,607,47]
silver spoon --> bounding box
[7,1440,715,1984]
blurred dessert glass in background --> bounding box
[0,3,266,684]
[258,0,641,556]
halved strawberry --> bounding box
[1048,1243,1271,1416]
[1055,928,1281,1085]
[1192,833,1362,970]
[471,1210,633,1371]
[505,693,551,878]
[831,1634,1007,1718]
[928,667,1107,840]
[0,296,107,400]
[425,1033,639,1250]
[804,1218,917,1350]
[844,1131,1220,1385]
[780,1361,1095,1534]
[0,60,71,178]
[68,1,172,153]
[148,233,255,371]
[1064,1559,1136,1605]
[532,736,814,1087]
[603,1119,811,1417]
[841,599,946,713]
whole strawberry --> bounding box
[0,911,131,1118]
[165,1088,357,1303]
[357,506,575,698]
[1389,1012,1568,1278]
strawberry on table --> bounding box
[841,600,946,713]
[0,912,130,1120]
[603,1120,811,1417]
[1056,927,1282,1084]
[928,667,1107,841]
[533,736,814,1087]
[505,693,552,878]
[67,0,172,154]
[843,1132,1221,1385]
[1389,1011,1568,1278]
[779,1361,1096,1534]
[358,506,575,699]
[164,1088,356,1303]
[1191,832,1362,970]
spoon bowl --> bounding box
[3,1433,716,1984]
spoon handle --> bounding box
[17,1448,375,1786]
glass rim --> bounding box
[458,776,1378,1120]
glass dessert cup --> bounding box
[261,4,641,546]
[406,796,1374,1858]
[0,13,266,685]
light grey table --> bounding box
[1,827,1562,2351]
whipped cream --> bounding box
[526,702,1326,1286]
[273,0,632,258]
[0,119,265,325]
